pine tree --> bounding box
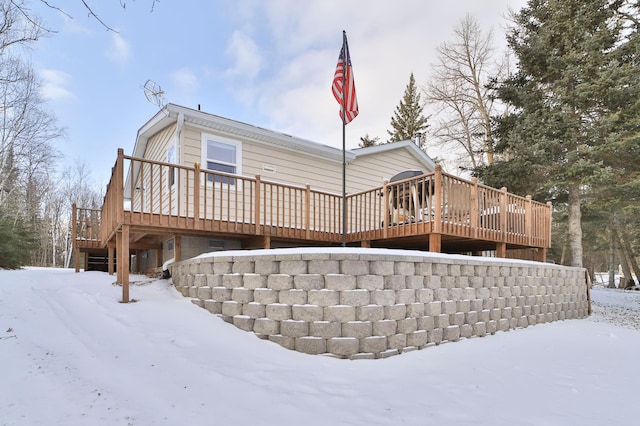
[476,0,640,267]
[358,134,380,148]
[387,73,429,144]
[0,206,37,269]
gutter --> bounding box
[176,111,184,165]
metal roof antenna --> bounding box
[142,79,166,108]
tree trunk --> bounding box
[617,247,634,289]
[567,186,583,267]
[608,226,616,288]
[619,229,640,285]
[64,228,72,269]
[613,227,634,289]
[51,219,57,268]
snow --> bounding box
[194,246,549,266]
[1,267,639,426]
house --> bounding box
[131,103,435,195]
[73,103,551,302]
[113,103,437,268]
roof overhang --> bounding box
[132,103,355,163]
[353,140,437,171]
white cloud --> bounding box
[172,67,198,93]
[39,69,74,101]
[220,0,527,158]
[106,33,132,67]
[225,30,263,79]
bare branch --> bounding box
[38,0,71,19]
[80,0,117,32]
[425,14,510,169]
[2,1,49,50]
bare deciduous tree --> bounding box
[0,0,65,267]
[425,14,507,170]
[0,0,47,51]
[0,57,62,208]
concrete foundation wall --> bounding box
[169,249,589,359]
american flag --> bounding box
[332,36,359,125]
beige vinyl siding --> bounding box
[181,126,203,166]
[179,124,345,194]
[145,124,177,163]
[132,124,176,214]
[243,143,343,193]
[174,124,430,198]
[347,148,433,194]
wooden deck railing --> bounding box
[72,205,102,249]
[82,149,551,252]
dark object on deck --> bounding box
[388,170,434,210]
[381,170,435,225]
[389,169,425,182]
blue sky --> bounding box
[29,0,525,186]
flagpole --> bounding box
[341,30,347,247]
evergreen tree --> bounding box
[476,0,640,267]
[0,206,37,269]
[358,134,380,148]
[387,73,429,144]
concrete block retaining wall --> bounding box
[169,249,589,359]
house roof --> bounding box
[132,103,436,169]
[352,140,437,171]
[133,103,356,163]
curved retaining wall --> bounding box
[169,248,589,359]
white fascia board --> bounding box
[353,140,437,171]
[134,104,354,164]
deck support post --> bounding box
[496,242,507,258]
[174,235,181,263]
[525,195,533,247]
[429,234,441,253]
[360,240,371,248]
[134,250,141,273]
[263,235,271,249]
[433,166,442,233]
[537,247,547,263]
[255,175,261,236]
[382,179,389,239]
[108,244,115,275]
[305,184,311,240]
[470,178,479,239]
[546,201,553,249]
[499,186,508,241]
[117,225,130,303]
[193,163,200,224]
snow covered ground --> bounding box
[1,267,639,426]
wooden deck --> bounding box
[74,149,552,301]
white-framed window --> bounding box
[167,143,176,189]
[201,134,242,185]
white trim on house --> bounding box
[133,104,356,164]
[200,133,243,187]
[352,140,436,172]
